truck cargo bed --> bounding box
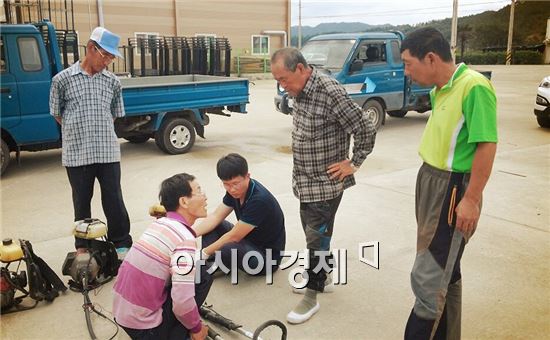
[120,75,249,115]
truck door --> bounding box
[0,36,21,129]
[387,39,406,110]
[345,39,403,111]
[9,34,60,143]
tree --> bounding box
[458,24,473,61]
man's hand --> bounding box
[191,324,208,340]
[201,249,211,260]
[327,160,357,181]
[455,196,480,237]
[455,142,496,239]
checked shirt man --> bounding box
[49,27,132,255]
[271,47,377,324]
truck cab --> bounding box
[1,22,63,174]
[274,32,431,129]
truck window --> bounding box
[17,37,43,72]
[0,37,6,72]
[356,41,386,64]
[301,39,355,71]
[391,40,402,64]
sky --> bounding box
[291,0,513,26]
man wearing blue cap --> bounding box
[49,27,132,258]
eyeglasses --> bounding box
[221,177,247,190]
[94,45,115,62]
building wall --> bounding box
[66,0,289,56]
[174,0,289,56]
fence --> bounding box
[234,56,270,76]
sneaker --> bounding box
[292,276,334,294]
[286,302,320,324]
[116,247,129,261]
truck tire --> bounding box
[363,100,384,130]
[537,116,550,128]
[387,110,408,118]
[155,117,196,154]
[1,139,10,176]
[124,136,150,144]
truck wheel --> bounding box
[537,116,550,128]
[363,100,384,130]
[1,139,10,176]
[124,136,150,144]
[156,117,196,154]
[387,110,408,118]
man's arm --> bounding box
[202,221,254,257]
[455,142,497,236]
[327,84,377,180]
[49,77,63,125]
[111,80,125,119]
[193,204,233,237]
[170,240,205,338]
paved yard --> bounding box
[1,65,549,339]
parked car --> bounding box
[534,76,550,128]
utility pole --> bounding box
[450,0,458,63]
[298,0,302,49]
[506,0,516,65]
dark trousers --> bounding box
[121,266,213,340]
[66,162,132,249]
[300,194,343,292]
[201,221,280,275]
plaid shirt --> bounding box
[50,61,125,167]
[291,68,376,202]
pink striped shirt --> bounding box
[113,212,202,333]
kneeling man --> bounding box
[195,153,286,276]
[113,173,211,340]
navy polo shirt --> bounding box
[223,179,286,260]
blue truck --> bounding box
[0,21,249,175]
[274,31,431,129]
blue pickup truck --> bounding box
[274,31,431,129]
[0,21,249,175]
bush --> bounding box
[459,50,543,64]
[513,51,544,64]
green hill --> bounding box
[291,1,550,50]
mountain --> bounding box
[292,22,375,38]
[291,1,550,50]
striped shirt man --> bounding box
[113,212,203,333]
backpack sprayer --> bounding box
[0,238,66,314]
[61,218,120,340]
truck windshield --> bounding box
[301,39,355,72]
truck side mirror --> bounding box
[349,59,363,73]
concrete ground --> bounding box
[1,65,548,340]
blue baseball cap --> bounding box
[90,27,123,59]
